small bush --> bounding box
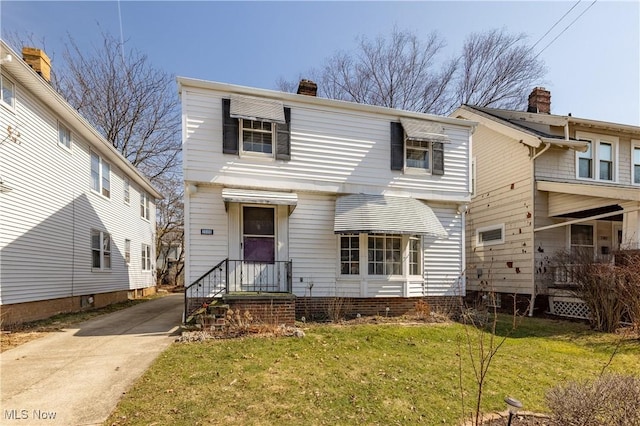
[546,374,640,426]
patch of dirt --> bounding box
[469,412,551,425]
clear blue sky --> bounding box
[1,1,639,125]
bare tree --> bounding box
[280,28,546,115]
[56,33,181,181]
[454,29,547,111]
[155,174,184,286]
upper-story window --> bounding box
[391,118,447,175]
[58,122,71,149]
[140,191,150,220]
[124,178,130,204]
[1,74,15,109]
[241,119,273,154]
[222,96,291,160]
[91,151,110,198]
[576,132,618,182]
[633,143,640,185]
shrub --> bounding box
[546,374,640,426]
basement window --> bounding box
[476,224,505,247]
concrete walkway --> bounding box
[1,293,183,426]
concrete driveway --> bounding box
[1,293,183,426]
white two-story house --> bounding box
[453,87,640,318]
[179,78,475,322]
[0,41,162,325]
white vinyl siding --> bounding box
[182,88,471,199]
[181,82,471,299]
[0,66,158,305]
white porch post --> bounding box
[621,201,640,250]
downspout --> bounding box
[527,140,551,316]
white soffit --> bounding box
[221,188,297,212]
[400,118,450,142]
[230,94,286,124]
[537,181,640,202]
[334,194,447,237]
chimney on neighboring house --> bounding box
[22,47,51,83]
[527,87,551,114]
[296,79,317,97]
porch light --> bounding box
[504,396,523,426]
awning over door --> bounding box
[221,188,297,213]
[334,194,447,237]
[229,94,286,124]
[399,117,449,142]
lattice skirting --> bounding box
[549,296,590,319]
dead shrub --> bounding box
[545,374,640,426]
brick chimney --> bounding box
[296,79,317,97]
[527,87,551,114]
[22,47,51,83]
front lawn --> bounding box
[106,316,639,425]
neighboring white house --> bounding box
[452,87,640,318]
[0,41,163,325]
[179,77,475,320]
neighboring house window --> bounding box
[91,151,111,198]
[58,122,71,149]
[390,120,446,175]
[124,239,131,265]
[140,192,150,220]
[576,133,617,181]
[570,224,594,257]
[1,74,15,109]
[368,234,402,275]
[221,98,291,160]
[124,178,130,204]
[633,144,640,185]
[476,224,505,247]
[577,141,593,178]
[141,243,151,271]
[599,142,613,180]
[340,234,360,275]
[91,230,111,270]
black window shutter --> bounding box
[276,107,291,161]
[222,98,239,154]
[390,122,404,170]
[432,142,445,175]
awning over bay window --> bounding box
[221,188,297,213]
[334,194,447,237]
[399,117,449,142]
[229,94,286,124]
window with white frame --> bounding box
[339,234,423,277]
[58,122,71,149]
[570,224,594,257]
[1,74,15,109]
[406,139,431,170]
[633,143,640,185]
[124,239,131,265]
[340,234,360,275]
[241,119,273,154]
[124,178,130,204]
[140,191,150,220]
[576,133,618,181]
[90,151,110,198]
[141,243,151,271]
[91,230,111,270]
[476,224,505,247]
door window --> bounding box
[243,206,275,263]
